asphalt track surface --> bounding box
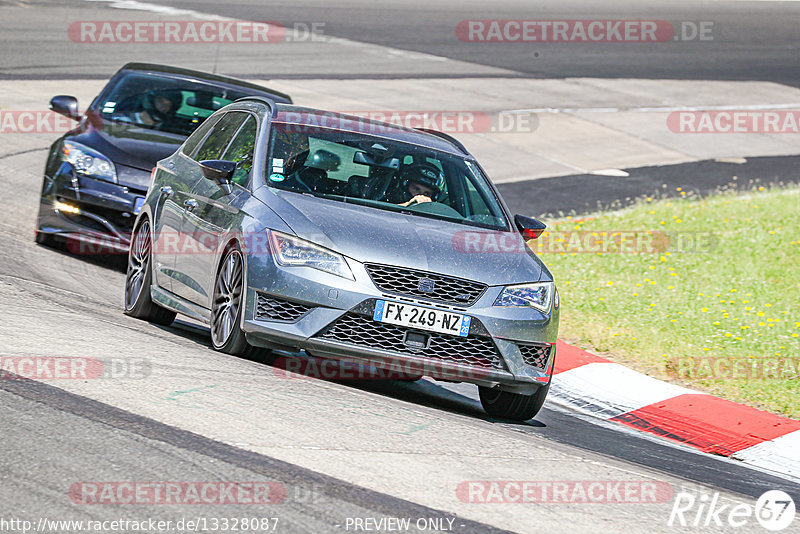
[496,154,800,217]
[4,0,800,85]
[2,1,800,533]
[146,0,800,85]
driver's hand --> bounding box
[401,195,432,207]
[136,110,155,125]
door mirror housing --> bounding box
[514,214,547,240]
[50,95,79,120]
[199,159,237,194]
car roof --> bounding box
[118,62,292,103]
[267,104,470,157]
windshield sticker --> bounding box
[271,158,284,173]
[269,173,285,182]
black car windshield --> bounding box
[266,121,509,230]
[96,71,254,137]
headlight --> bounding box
[61,140,117,183]
[494,282,554,312]
[268,231,353,280]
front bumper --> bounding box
[241,254,559,393]
[37,164,149,253]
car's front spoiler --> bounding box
[243,315,552,394]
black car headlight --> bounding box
[62,140,117,183]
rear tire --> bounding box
[478,383,549,421]
[210,245,260,357]
[124,219,176,326]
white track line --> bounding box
[506,103,800,114]
[549,362,697,420]
[83,0,453,63]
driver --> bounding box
[396,163,443,207]
[116,89,182,127]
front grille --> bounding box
[317,312,505,370]
[364,264,487,306]
[519,344,552,369]
[255,294,312,322]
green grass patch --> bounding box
[539,186,800,418]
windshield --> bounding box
[266,122,509,230]
[95,71,254,137]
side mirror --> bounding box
[514,214,546,240]
[50,95,79,120]
[199,159,237,194]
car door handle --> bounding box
[183,199,199,212]
[160,186,174,198]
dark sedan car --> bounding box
[35,62,291,253]
[125,98,559,421]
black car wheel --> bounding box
[478,384,550,421]
[210,245,259,357]
[124,219,176,325]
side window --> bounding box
[194,112,248,162]
[221,115,258,187]
[181,114,221,157]
[465,178,489,216]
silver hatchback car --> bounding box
[125,98,560,420]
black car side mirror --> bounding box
[514,214,547,240]
[199,159,237,194]
[50,95,79,120]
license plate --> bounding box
[373,300,471,337]
[132,197,145,215]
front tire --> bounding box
[478,384,550,421]
[210,245,260,357]
[124,219,176,325]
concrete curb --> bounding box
[549,341,800,480]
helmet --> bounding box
[399,163,444,200]
[145,89,182,121]
[306,149,341,171]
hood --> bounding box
[67,119,185,188]
[269,191,548,286]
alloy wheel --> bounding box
[125,221,151,310]
[211,249,243,347]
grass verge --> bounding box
[539,185,799,418]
